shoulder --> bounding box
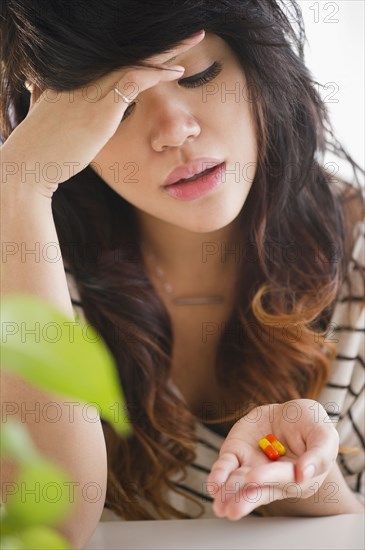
[331,176,364,253]
[329,176,364,312]
[317,178,364,497]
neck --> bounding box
[135,210,246,297]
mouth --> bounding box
[167,165,220,186]
[163,162,226,201]
[163,157,225,187]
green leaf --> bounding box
[1,294,131,436]
[0,535,26,550]
[1,420,39,463]
[18,526,70,549]
[2,460,73,530]
[2,526,70,549]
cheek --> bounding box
[92,134,142,194]
[93,144,150,208]
[222,98,258,168]
[213,71,256,143]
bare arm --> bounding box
[0,371,108,549]
[1,160,108,548]
[1,159,75,318]
[1,31,205,547]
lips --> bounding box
[163,158,224,187]
[172,165,218,185]
[163,162,226,201]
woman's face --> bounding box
[92,33,258,233]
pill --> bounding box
[265,434,286,456]
[258,437,280,461]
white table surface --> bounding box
[84,514,365,550]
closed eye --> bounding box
[178,61,223,88]
[120,61,223,122]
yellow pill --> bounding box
[258,437,280,460]
[265,433,286,456]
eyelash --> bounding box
[121,61,223,121]
[179,60,223,88]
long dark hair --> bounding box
[1,0,364,519]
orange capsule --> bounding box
[265,434,286,456]
[258,437,280,461]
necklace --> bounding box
[145,249,225,306]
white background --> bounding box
[298,0,364,185]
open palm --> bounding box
[207,399,339,519]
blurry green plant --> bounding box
[1,294,131,549]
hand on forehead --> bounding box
[24,30,206,108]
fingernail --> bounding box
[302,463,316,482]
[168,65,185,73]
[188,30,205,40]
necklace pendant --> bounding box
[172,295,225,306]
[145,248,226,306]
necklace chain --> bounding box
[145,249,225,306]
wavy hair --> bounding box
[1,0,364,519]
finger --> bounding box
[93,61,183,103]
[50,29,205,104]
[245,460,296,486]
[28,30,205,109]
[212,461,295,517]
[211,468,251,519]
[109,63,187,109]
[212,461,294,514]
[225,485,270,520]
[209,465,252,512]
[295,445,335,484]
[220,485,281,521]
[98,29,205,98]
[146,30,205,65]
[295,427,339,484]
[109,30,205,95]
[208,452,240,485]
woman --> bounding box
[1,0,364,543]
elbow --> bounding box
[55,458,108,549]
[56,496,106,550]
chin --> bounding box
[173,205,243,234]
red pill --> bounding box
[265,434,286,456]
[258,437,280,461]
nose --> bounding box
[150,101,201,152]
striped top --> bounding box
[64,219,365,520]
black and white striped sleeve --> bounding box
[318,220,365,503]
